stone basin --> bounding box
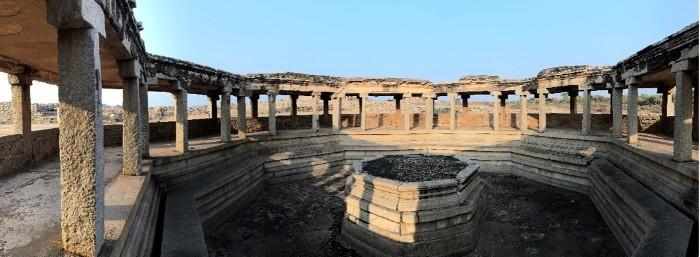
[339,154,487,257]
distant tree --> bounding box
[639,94,661,106]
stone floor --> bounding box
[206,172,624,257]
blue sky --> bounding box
[1,0,697,105]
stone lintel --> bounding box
[46,0,106,36]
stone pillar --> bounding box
[424,95,434,129]
[207,94,218,119]
[461,94,469,127]
[402,93,412,130]
[9,74,32,158]
[394,95,402,111]
[499,94,507,126]
[56,26,105,257]
[612,85,624,138]
[672,61,694,161]
[220,87,232,142]
[118,60,142,175]
[449,93,457,130]
[332,94,344,131]
[537,89,548,133]
[569,91,578,127]
[662,86,675,118]
[626,78,640,145]
[172,82,188,153]
[139,83,149,158]
[250,93,259,119]
[582,87,591,136]
[322,94,330,116]
[312,92,320,133]
[268,89,277,136]
[519,92,528,132]
[290,94,298,119]
[491,92,501,130]
[237,92,247,139]
[360,94,368,131]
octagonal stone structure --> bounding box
[339,154,487,257]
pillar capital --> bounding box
[625,76,642,86]
[46,0,106,36]
[537,88,549,94]
[423,93,437,99]
[312,91,322,97]
[333,92,346,98]
[359,93,370,98]
[8,73,32,86]
[117,59,141,79]
[671,59,698,73]
[207,94,220,101]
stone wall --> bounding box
[0,113,678,178]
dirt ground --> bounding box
[205,172,624,257]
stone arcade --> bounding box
[0,1,698,257]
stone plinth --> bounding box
[340,155,486,257]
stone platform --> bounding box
[339,154,486,257]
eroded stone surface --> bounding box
[362,154,468,182]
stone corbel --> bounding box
[46,0,106,36]
[671,59,698,73]
[625,76,642,86]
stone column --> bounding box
[172,82,188,153]
[322,94,330,116]
[449,93,457,130]
[537,89,548,133]
[612,84,623,138]
[56,26,105,257]
[582,87,591,136]
[569,90,578,127]
[519,92,528,132]
[461,94,469,127]
[220,87,232,142]
[661,86,675,118]
[402,93,412,130]
[332,94,344,131]
[394,95,402,111]
[672,61,694,161]
[360,94,368,131]
[500,94,508,127]
[424,94,434,129]
[139,83,149,158]
[250,93,259,119]
[237,92,248,139]
[626,78,640,145]
[268,89,277,136]
[9,74,32,158]
[290,94,298,119]
[207,94,218,119]
[491,92,501,130]
[312,92,320,133]
[118,60,142,175]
